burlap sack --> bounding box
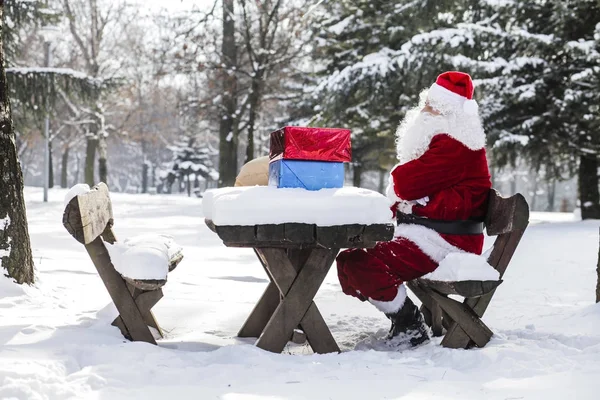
[234,155,270,187]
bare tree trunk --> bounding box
[48,139,54,188]
[73,152,81,186]
[578,154,600,220]
[98,136,107,185]
[546,178,556,212]
[61,144,69,188]
[597,229,600,303]
[84,137,98,186]
[0,7,35,283]
[530,170,538,212]
[378,169,386,194]
[218,0,238,187]
[245,78,262,163]
[353,163,362,187]
[141,161,148,194]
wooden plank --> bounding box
[316,226,350,248]
[259,248,299,295]
[428,290,493,348]
[256,224,285,242]
[238,282,281,338]
[286,248,340,353]
[256,248,338,353]
[211,223,395,249]
[135,289,164,337]
[216,225,256,244]
[85,237,156,344]
[78,183,114,244]
[284,224,315,244]
[431,302,443,337]
[417,278,503,298]
[301,304,340,353]
[485,191,529,236]
[362,224,395,243]
[123,277,167,291]
[238,249,281,338]
[62,183,114,245]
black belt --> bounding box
[396,212,484,235]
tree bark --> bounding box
[546,178,556,212]
[48,139,54,188]
[245,78,262,163]
[0,5,35,283]
[352,163,362,187]
[141,161,148,194]
[596,228,600,303]
[578,154,600,220]
[84,137,98,186]
[218,0,238,187]
[378,169,386,194]
[98,136,107,185]
[61,144,69,188]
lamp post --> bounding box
[43,40,51,202]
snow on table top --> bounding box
[202,186,395,226]
[105,234,183,280]
[423,252,500,282]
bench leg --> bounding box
[254,248,340,354]
[86,238,156,344]
[427,291,493,348]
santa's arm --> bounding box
[390,135,468,201]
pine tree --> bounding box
[298,0,473,186]
[159,135,219,196]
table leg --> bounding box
[237,249,281,337]
[255,248,339,354]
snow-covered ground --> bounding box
[1,187,600,399]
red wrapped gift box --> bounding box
[269,126,352,162]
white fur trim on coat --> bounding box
[394,223,465,264]
[368,284,407,314]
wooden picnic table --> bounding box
[206,220,395,354]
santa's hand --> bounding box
[415,196,429,206]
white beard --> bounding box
[395,101,487,164]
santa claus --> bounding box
[336,71,492,346]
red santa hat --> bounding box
[426,71,479,115]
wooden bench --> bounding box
[406,189,529,349]
[62,183,183,345]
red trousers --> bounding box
[336,237,438,303]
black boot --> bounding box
[385,297,429,347]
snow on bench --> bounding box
[105,234,183,284]
[424,253,501,282]
[202,186,394,226]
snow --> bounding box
[63,184,91,208]
[2,187,600,399]
[423,252,500,281]
[0,215,11,261]
[105,234,182,280]
[203,186,394,226]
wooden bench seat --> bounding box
[407,189,529,348]
[63,183,182,344]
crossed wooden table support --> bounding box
[206,220,394,354]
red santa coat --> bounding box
[388,133,491,259]
[336,131,491,313]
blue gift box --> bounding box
[268,159,344,190]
